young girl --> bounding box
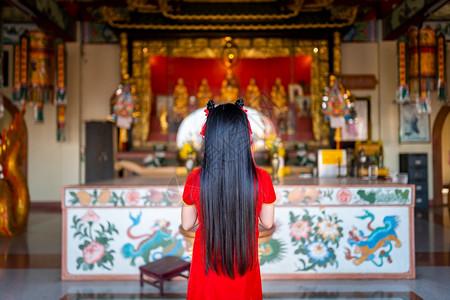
[181,99,276,299]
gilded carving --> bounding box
[267,38,283,48]
[102,5,357,31]
[0,105,30,237]
[158,0,305,21]
[132,41,151,148]
[120,33,128,79]
[302,0,334,12]
[333,31,342,76]
[127,0,159,13]
[331,6,358,21]
[234,38,251,48]
[194,38,209,48]
[178,39,194,48]
[242,48,290,59]
[253,38,267,48]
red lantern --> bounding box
[28,30,54,121]
[408,26,435,113]
[436,31,447,103]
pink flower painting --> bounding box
[82,241,106,265]
[81,210,100,222]
[337,189,352,204]
[125,190,140,205]
[289,220,311,241]
[73,214,118,271]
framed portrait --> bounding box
[399,103,430,143]
[341,97,370,142]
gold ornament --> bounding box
[0,104,30,237]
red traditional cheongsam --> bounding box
[182,167,276,300]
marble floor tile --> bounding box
[0,207,449,300]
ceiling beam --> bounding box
[382,0,449,40]
[4,0,76,41]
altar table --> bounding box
[62,174,415,280]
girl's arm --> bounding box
[259,203,274,229]
[181,204,198,231]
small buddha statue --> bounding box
[271,77,288,118]
[173,77,189,118]
[159,106,168,134]
[220,70,239,102]
[245,77,261,110]
[196,78,213,108]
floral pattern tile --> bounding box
[65,185,412,207]
[65,187,182,207]
[275,186,412,206]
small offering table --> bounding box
[62,173,415,280]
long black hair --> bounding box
[200,99,258,278]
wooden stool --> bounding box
[139,256,191,296]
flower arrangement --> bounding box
[265,136,285,157]
[178,142,196,160]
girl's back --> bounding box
[181,100,275,300]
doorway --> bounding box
[432,105,450,206]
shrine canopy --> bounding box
[176,107,276,151]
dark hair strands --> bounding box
[199,101,258,278]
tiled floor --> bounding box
[0,207,449,300]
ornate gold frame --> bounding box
[127,37,335,148]
[102,6,357,30]
[125,0,341,20]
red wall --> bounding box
[149,55,311,97]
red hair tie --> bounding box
[240,106,253,144]
[200,107,211,138]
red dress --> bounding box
[182,167,276,300]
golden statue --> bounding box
[173,77,189,118]
[245,77,261,110]
[196,78,213,108]
[159,106,168,134]
[220,70,239,102]
[0,103,30,237]
[271,77,288,118]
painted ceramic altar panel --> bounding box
[260,206,412,277]
[63,208,188,278]
[62,184,415,280]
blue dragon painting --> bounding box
[345,210,402,267]
[122,212,187,266]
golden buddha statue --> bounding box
[196,78,213,108]
[220,70,239,102]
[245,77,261,110]
[159,106,168,134]
[173,77,189,118]
[271,77,288,118]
